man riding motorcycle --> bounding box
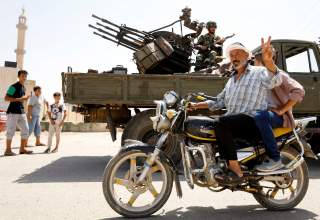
[189,37,282,183]
[102,40,315,215]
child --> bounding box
[43,92,67,153]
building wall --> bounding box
[64,103,84,123]
[0,67,18,110]
[0,68,37,113]
[23,80,36,113]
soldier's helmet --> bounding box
[206,21,217,29]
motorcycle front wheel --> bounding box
[253,147,309,210]
[102,150,173,218]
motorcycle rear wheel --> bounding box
[253,147,309,210]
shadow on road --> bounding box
[100,205,319,220]
[306,158,320,179]
[15,156,112,183]
[13,156,320,184]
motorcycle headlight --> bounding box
[163,91,179,107]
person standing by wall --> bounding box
[27,86,48,146]
[43,92,67,153]
[3,70,31,156]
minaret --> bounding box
[15,8,27,70]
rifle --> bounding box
[215,33,235,45]
[195,33,236,51]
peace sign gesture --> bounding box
[261,36,277,73]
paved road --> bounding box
[0,132,320,220]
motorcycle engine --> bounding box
[188,141,219,187]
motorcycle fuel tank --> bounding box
[184,116,216,141]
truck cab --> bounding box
[254,39,320,155]
[254,39,320,114]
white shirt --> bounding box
[49,102,66,122]
[206,65,282,115]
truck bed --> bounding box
[62,70,319,114]
[62,73,228,107]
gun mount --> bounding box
[89,8,204,74]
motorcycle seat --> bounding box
[273,127,293,138]
[195,127,292,139]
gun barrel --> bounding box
[92,32,137,51]
[89,24,142,50]
[92,14,120,29]
[121,25,151,38]
[92,14,152,40]
[148,19,181,34]
[96,22,144,45]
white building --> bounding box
[1,9,83,124]
[0,9,35,111]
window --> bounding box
[309,48,319,72]
[284,45,319,73]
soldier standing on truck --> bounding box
[194,21,225,71]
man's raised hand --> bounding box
[261,36,277,73]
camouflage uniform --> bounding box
[195,33,222,70]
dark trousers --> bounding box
[214,114,260,160]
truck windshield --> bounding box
[284,45,319,73]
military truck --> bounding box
[62,39,320,156]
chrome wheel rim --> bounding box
[258,150,305,205]
[108,152,168,212]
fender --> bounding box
[120,140,178,171]
[289,140,318,159]
[120,140,183,198]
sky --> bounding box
[0,0,319,101]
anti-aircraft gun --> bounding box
[89,7,204,74]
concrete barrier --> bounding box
[40,122,109,132]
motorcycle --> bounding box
[102,91,317,218]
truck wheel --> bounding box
[121,109,181,163]
[309,133,320,155]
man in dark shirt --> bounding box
[4,70,31,156]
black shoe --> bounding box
[214,170,245,185]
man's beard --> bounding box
[232,60,247,70]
